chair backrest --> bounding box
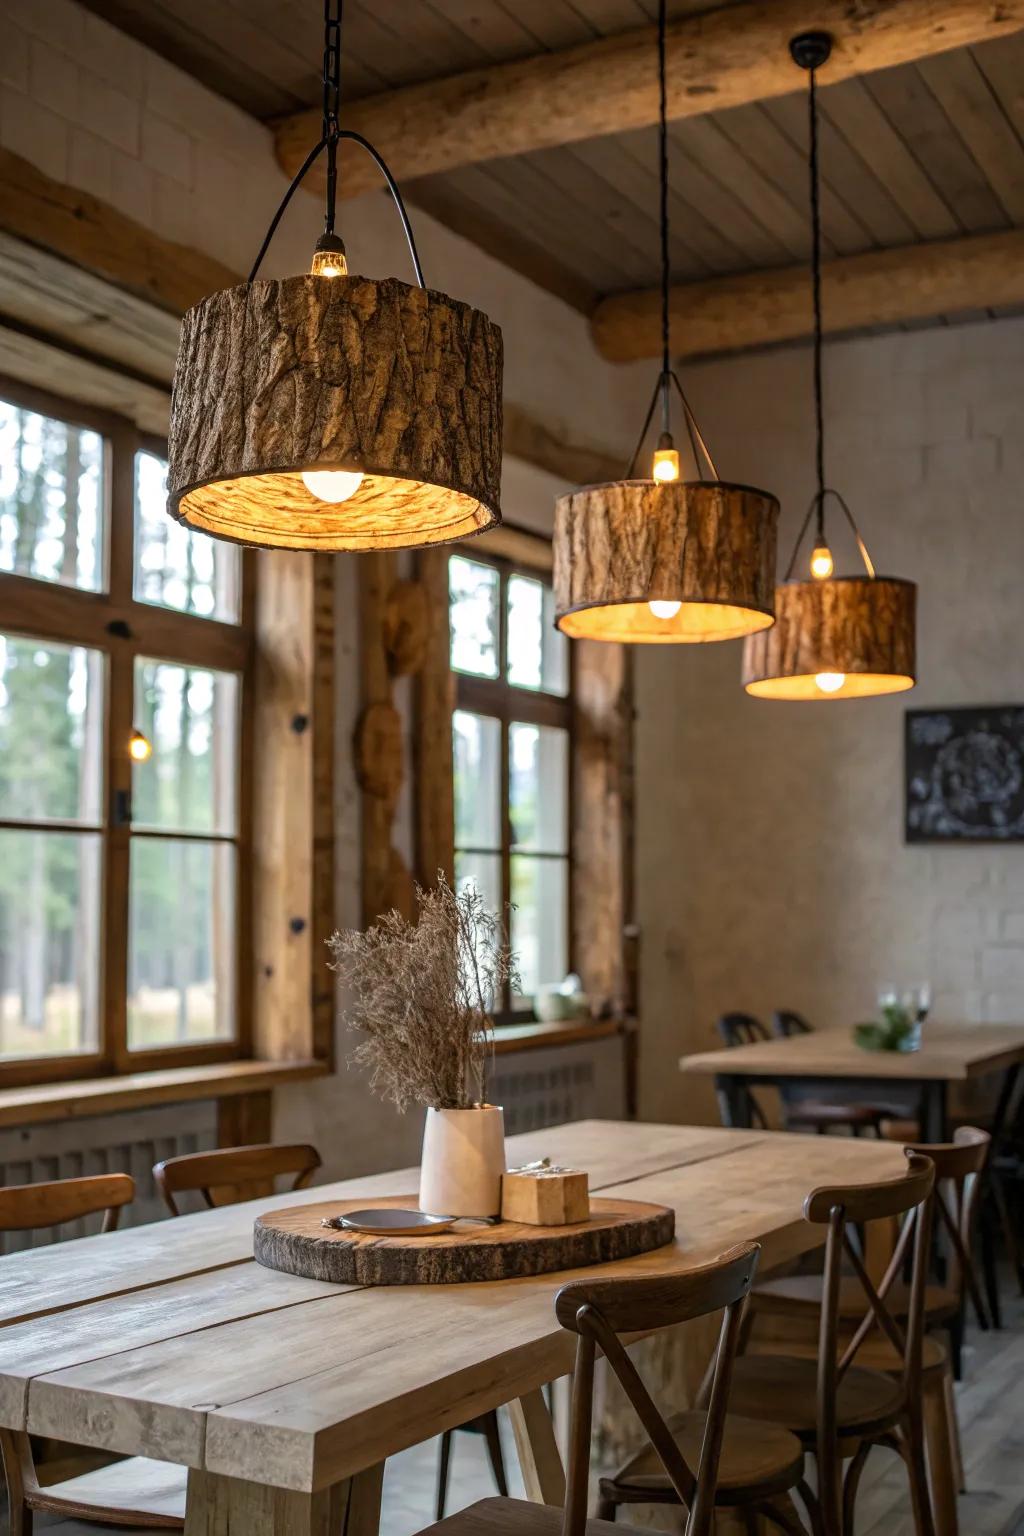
[153,1143,321,1216]
[907,1125,990,1321]
[772,1009,813,1038]
[716,1013,769,1048]
[0,1173,134,1234]
[805,1150,935,1531]
[554,1242,760,1536]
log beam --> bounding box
[591,228,1024,364]
[274,0,1024,198]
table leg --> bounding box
[508,1388,566,1506]
[920,1080,948,1143]
[715,1074,751,1129]
[184,1465,383,1536]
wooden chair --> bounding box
[717,1013,772,1129]
[0,1173,186,1535]
[725,1151,938,1536]
[418,1241,813,1536]
[754,1127,990,1371]
[152,1142,321,1214]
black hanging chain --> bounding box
[322,0,342,236]
[246,0,425,287]
[807,58,826,543]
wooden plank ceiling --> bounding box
[79,1,1024,331]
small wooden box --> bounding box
[501,1168,590,1226]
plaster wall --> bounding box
[634,317,1024,1124]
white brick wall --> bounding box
[637,316,1024,1123]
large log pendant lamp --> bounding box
[553,0,778,643]
[743,34,916,700]
[167,2,502,552]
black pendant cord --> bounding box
[657,0,671,438]
[807,59,826,543]
[784,32,876,583]
[623,0,718,483]
[247,0,425,287]
[322,0,342,239]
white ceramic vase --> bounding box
[418,1104,506,1218]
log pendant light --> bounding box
[553,0,778,643]
[167,1,502,552]
[743,34,916,699]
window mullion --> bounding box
[104,642,133,1071]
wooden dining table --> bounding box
[0,1118,906,1534]
[680,1022,1024,1144]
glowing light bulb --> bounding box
[815,672,846,694]
[301,468,364,503]
[652,447,680,483]
[310,233,348,278]
[810,542,834,580]
[648,599,682,620]
[129,728,152,763]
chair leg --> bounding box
[595,1496,618,1521]
[947,1308,964,1381]
[991,1170,1024,1296]
[943,1368,965,1495]
[0,1428,31,1536]
[480,1410,508,1498]
[435,1429,453,1522]
[796,1478,826,1536]
[902,1416,939,1536]
[979,1195,1003,1329]
[842,1440,872,1536]
[922,1374,960,1536]
[760,1495,809,1535]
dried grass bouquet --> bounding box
[329,874,518,1112]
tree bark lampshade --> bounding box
[168,274,503,551]
[553,479,779,643]
[742,575,916,699]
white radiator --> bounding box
[0,1100,217,1254]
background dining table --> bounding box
[0,1119,906,1535]
[680,1021,1024,1143]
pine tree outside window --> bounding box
[0,380,253,1085]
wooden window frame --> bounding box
[450,545,574,1024]
[0,374,256,1088]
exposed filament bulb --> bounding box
[310,232,348,278]
[810,542,834,580]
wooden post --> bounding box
[413,548,455,891]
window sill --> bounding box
[492,1017,627,1055]
[0,1059,328,1130]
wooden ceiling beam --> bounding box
[590,228,1024,362]
[0,148,619,485]
[274,0,1024,198]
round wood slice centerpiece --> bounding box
[253,1194,675,1286]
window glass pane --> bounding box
[132,659,238,835]
[453,710,501,851]
[0,829,101,1058]
[0,636,103,824]
[507,574,568,695]
[509,723,568,855]
[134,451,240,621]
[511,856,569,1002]
[0,399,104,592]
[449,555,499,678]
[128,837,235,1049]
[454,850,503,1012]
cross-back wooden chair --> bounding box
[771,1010,813,1038]
[152,1142,321,1215]
[0,1173,187,1535]
[419,1242,798,1536]
[726,1151,938,1536]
